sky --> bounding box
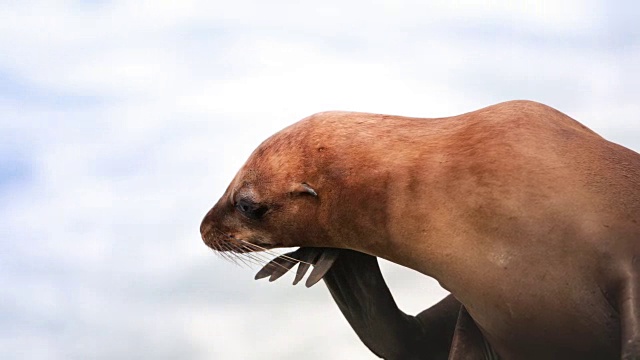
[1,1,639,359]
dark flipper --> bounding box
[257,248,461,359]
[293,260,312,285]
[306,248,339,287]
[255,247,336,287]
[254,249,300,282]
[323,249,458,360]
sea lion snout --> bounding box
[199,202,235,251]
[199,207,215,241]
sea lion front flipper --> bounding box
[293,262,312,285]
[254,249,300,281]
[293,248,324,285]
[258,248,462,359]
[255,247,332,286]
[323,250,458,360]
[305,248,340,288]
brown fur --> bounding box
[201,100,640,359]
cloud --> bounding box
[0,1,638,359]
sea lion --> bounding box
[200,100,640,359]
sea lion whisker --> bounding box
[210,248,225,261]
[237,244,299,271]
[209,228,258,265]
[265,249,312,266]
[230,249,254,268]
[206,229,235,259]
[220,242,245,267]
[231,242,286,269]
[237,239,313,265]
[227,242,248,257]
[237,239,266,251]
[219,249,239,266]
[239,246,276,263]
[241,250,299,272]
[237,244,275,265]
[205,227,295,268]
[212,227,237,241]
[211,241,227,257]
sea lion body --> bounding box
[201,100,640,359]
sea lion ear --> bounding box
[292,183,318,197]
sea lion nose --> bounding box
[200,222,211,241]
[200,207,215,240]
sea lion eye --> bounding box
[235,198,268,220]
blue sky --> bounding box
[1,1,639,359]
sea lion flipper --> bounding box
[305,248,340,288]
[254,261,277,280]
[293,262,311,285]
[254,249,300,281]
[255,247,336,285]
[268,256,299,282]
[293,247,324,285]
[322,250,460,359]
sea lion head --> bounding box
[199,119,330,255]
